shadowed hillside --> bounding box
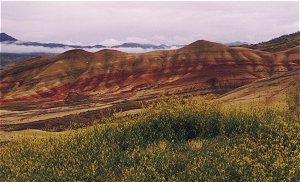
[0,53,55,67]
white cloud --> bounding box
[56,40,84,46]
[99,39,122,46]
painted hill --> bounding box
[0,40,299,106]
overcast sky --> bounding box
[1,1,299,46]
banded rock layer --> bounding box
[1,40,299,105]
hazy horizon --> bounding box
[1,1,299,46]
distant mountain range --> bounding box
[0,33,181,50]
[0,33,185,66]
[0,33,17,42]
[224,41,249,46]
[1,33,106,49]
[0,32,250,51]
[112,43,170,49]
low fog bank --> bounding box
[0,43,182,54]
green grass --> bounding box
[0,96,299,181]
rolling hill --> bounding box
[1,40,299,107]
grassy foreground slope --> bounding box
[0,97,299,181]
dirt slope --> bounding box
[219,68,300,105]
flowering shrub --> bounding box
[0,96,299,181]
